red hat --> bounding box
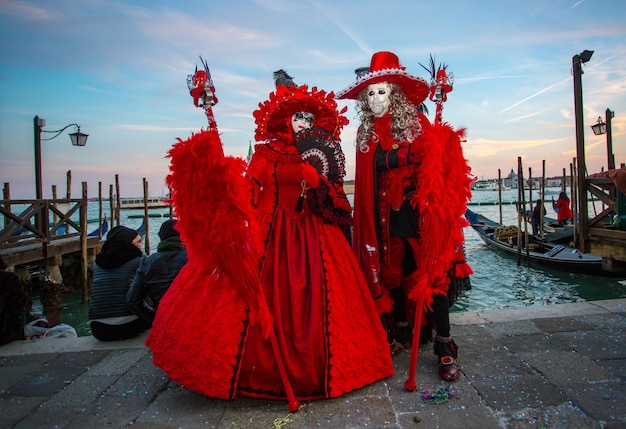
[336,51,429,106]
[253,71,348,142]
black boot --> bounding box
[434,335,460,381]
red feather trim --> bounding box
[166,129,273,337]
[374,288,395,315]
[455,262,473,278]
[406,124,472,311]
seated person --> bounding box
[89,226,149,341]
[0,255,30,345]
[126,220,187,326]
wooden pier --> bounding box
[1,189,104,303]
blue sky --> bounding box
[1,0,625,198]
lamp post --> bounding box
[590,109,615,170]
[34,115,88,200]
[572,49,593,252]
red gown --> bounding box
[147,131,393,402]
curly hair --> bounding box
[354,83,423,153]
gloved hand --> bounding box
[302,162,320,189]
[408,142,421,164]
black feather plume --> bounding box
[273,69,297,88]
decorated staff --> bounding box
[420,54,454,124]
[187,56,219,129]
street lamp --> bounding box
[34,115,88,200]
[589,109,615,170]
[572,49,593,252]
[590,116,606,136]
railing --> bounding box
[0,197,87,250]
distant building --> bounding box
[504,169,518,189]
[498,168,571,190]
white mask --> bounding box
[366,83,391,117]
[291,111,314,133]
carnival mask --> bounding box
[291,111,315,133]
[366,83,391,117]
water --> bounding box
[451,188,626,312]
[31,190,626,335]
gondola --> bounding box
[465,208,605,275]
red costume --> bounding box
[338,51,473,387]
[339,53,472,317]
[146,74,392,404]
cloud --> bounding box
[498,77,571,115]
[0,0,62,20]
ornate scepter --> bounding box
[187,56,219,130]
[420,55,454,124]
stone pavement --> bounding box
[1,299,625,429]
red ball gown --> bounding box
[146,129,393,402]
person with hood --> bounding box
[89,225,149,341]
[127,219,187,326]
[0,255,30,345]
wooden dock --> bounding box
[1,192,104,303]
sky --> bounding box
[1,0,626,198]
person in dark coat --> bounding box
[126,220,187,326]
[89,225,148,341]
[0,255,30,345]
[532,199,546,236]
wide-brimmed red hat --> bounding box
[253,70,348,141]
[336,51,429,106]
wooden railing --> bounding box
[0,198,87,249]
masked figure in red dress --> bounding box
[146,70,393,406]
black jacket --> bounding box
[126,243,187,324]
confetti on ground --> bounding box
[272,413,294,429]
[417,382,458,404]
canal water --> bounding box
[45,189,626,336]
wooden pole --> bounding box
[516,157,523,266]
[143,178,150,255]
[115,174,121,226]
[525,167,531,266]
[52,185,58,229]
[540,160,546,238]
[572,53,588,252]
[570,161,578,247]
[66,170,71,199]
[109,184,115,230]
[498,169,503,224]
[606,108,615,170]
[81,182,89,303]
[98,182,104,238]
[168,186,173,219]
[2,183,9,229]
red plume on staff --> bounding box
[187,56,219,129]
[420,54,454,124]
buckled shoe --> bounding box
[434,335,460,381]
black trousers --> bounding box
[90,318,150,341]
